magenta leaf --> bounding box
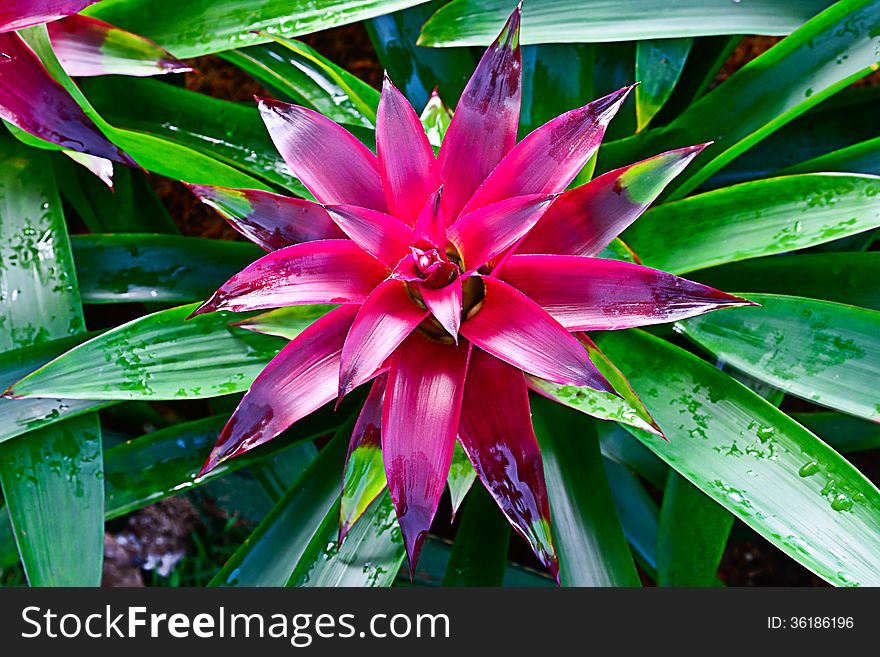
[191,240,388,316]
[340,373,388,541]
[339,279,429,399]
[419,274,463,341]
[187,184,344,251]
[462,85,634,214]
[47,14,191,77]
[436,5,521,222]
[460,277,613,391]
[0,32,135,164]
[500,255,754,331]
[518,144,708,257]
[257,97,386,210]
[459,348,558,578]
[412,186,445,249]
[201,305,360,474]
[447,193,554,272]
[0,0,97,32]
[323,204,413,268]
[383,330,471,574]
[376,74,438,224]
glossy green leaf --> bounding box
[79,76,306,194]
[443,485,510,586]
[603,458,659,577]
[784,136,880,177]
[86,0,430,58]
[9,304,285,401]
[419,90,451,150]
[72,234,262,304]
[0,136,103,586]
[595,329,880,586]
[678,294,880,421]
[212,418,350,587]
[792,412,880,454]
[0,334,109,445]
[233,306,337,341]
[366,1,474,111]
[447,440,476,516]
[520,44,595,138]
[531,395,640,587]
[626,174,880,275]
[419,0,833,45]
[597,421,667,490]
[289,492,404,587]
[709,86,880,188]
[528,335,661,437]
[635,38,692,132]
[598,0,880,199]
[693,253,880,310]
[657,472,732,587]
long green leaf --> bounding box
[520,44,595,138]
[678,294,880,422]
[598,0,880,199]
[0,136,103,586]
[596,329,880,586]
[9,304,285,401]
[657,473,732,587]
[693,253,880,310]
[625,174,880,275]
[86,0,430,58]
[222,41,379,129]
[211,418,350,587]
[419,0,833,46]
[72,234,262,305]
[635,38,692,132]
[603,458,659,578]
[783,136,880,177]
[792,412,880,454]
[366,1,474,111]
[443,485,510,586]
[531,396,640,587]
[79,77,307,194]
[289,493,404,587]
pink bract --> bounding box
[189,6,752,579]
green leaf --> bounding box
[289,492,404,587]
[678,294,880,422]
[419,90,452,150]
[86,0,431,58]
[708,86,880,188]
[657,472,732,587]
[520,44,595,138]
[598,0,880,199]
[419,0,833,45]
[9,304,285,401]
[635,38,692,132]
[595,329,880,586]
[791,412,880,454]
[443,485,510,586]
[211,418,350,586]
[625,174,880,275]
[531,395,640,587]
[0,334,109,445]
[366,1,474,111]
[597,421,667,490]
[232,306,338,341]
[603,458,659,578]
[783,136,880,177]
[693,253,880,310]
[446,440,476,516]
[0,135,103,586]
[72,234,263,304]
[79,76,306,194]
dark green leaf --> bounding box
[531,396,640,587]
[72,234,262,305]
[443,485,510,586]
[791,412,880,454]
[635,38,692,132]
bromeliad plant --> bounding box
[1,0,880,588]
[185,6,751,576]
